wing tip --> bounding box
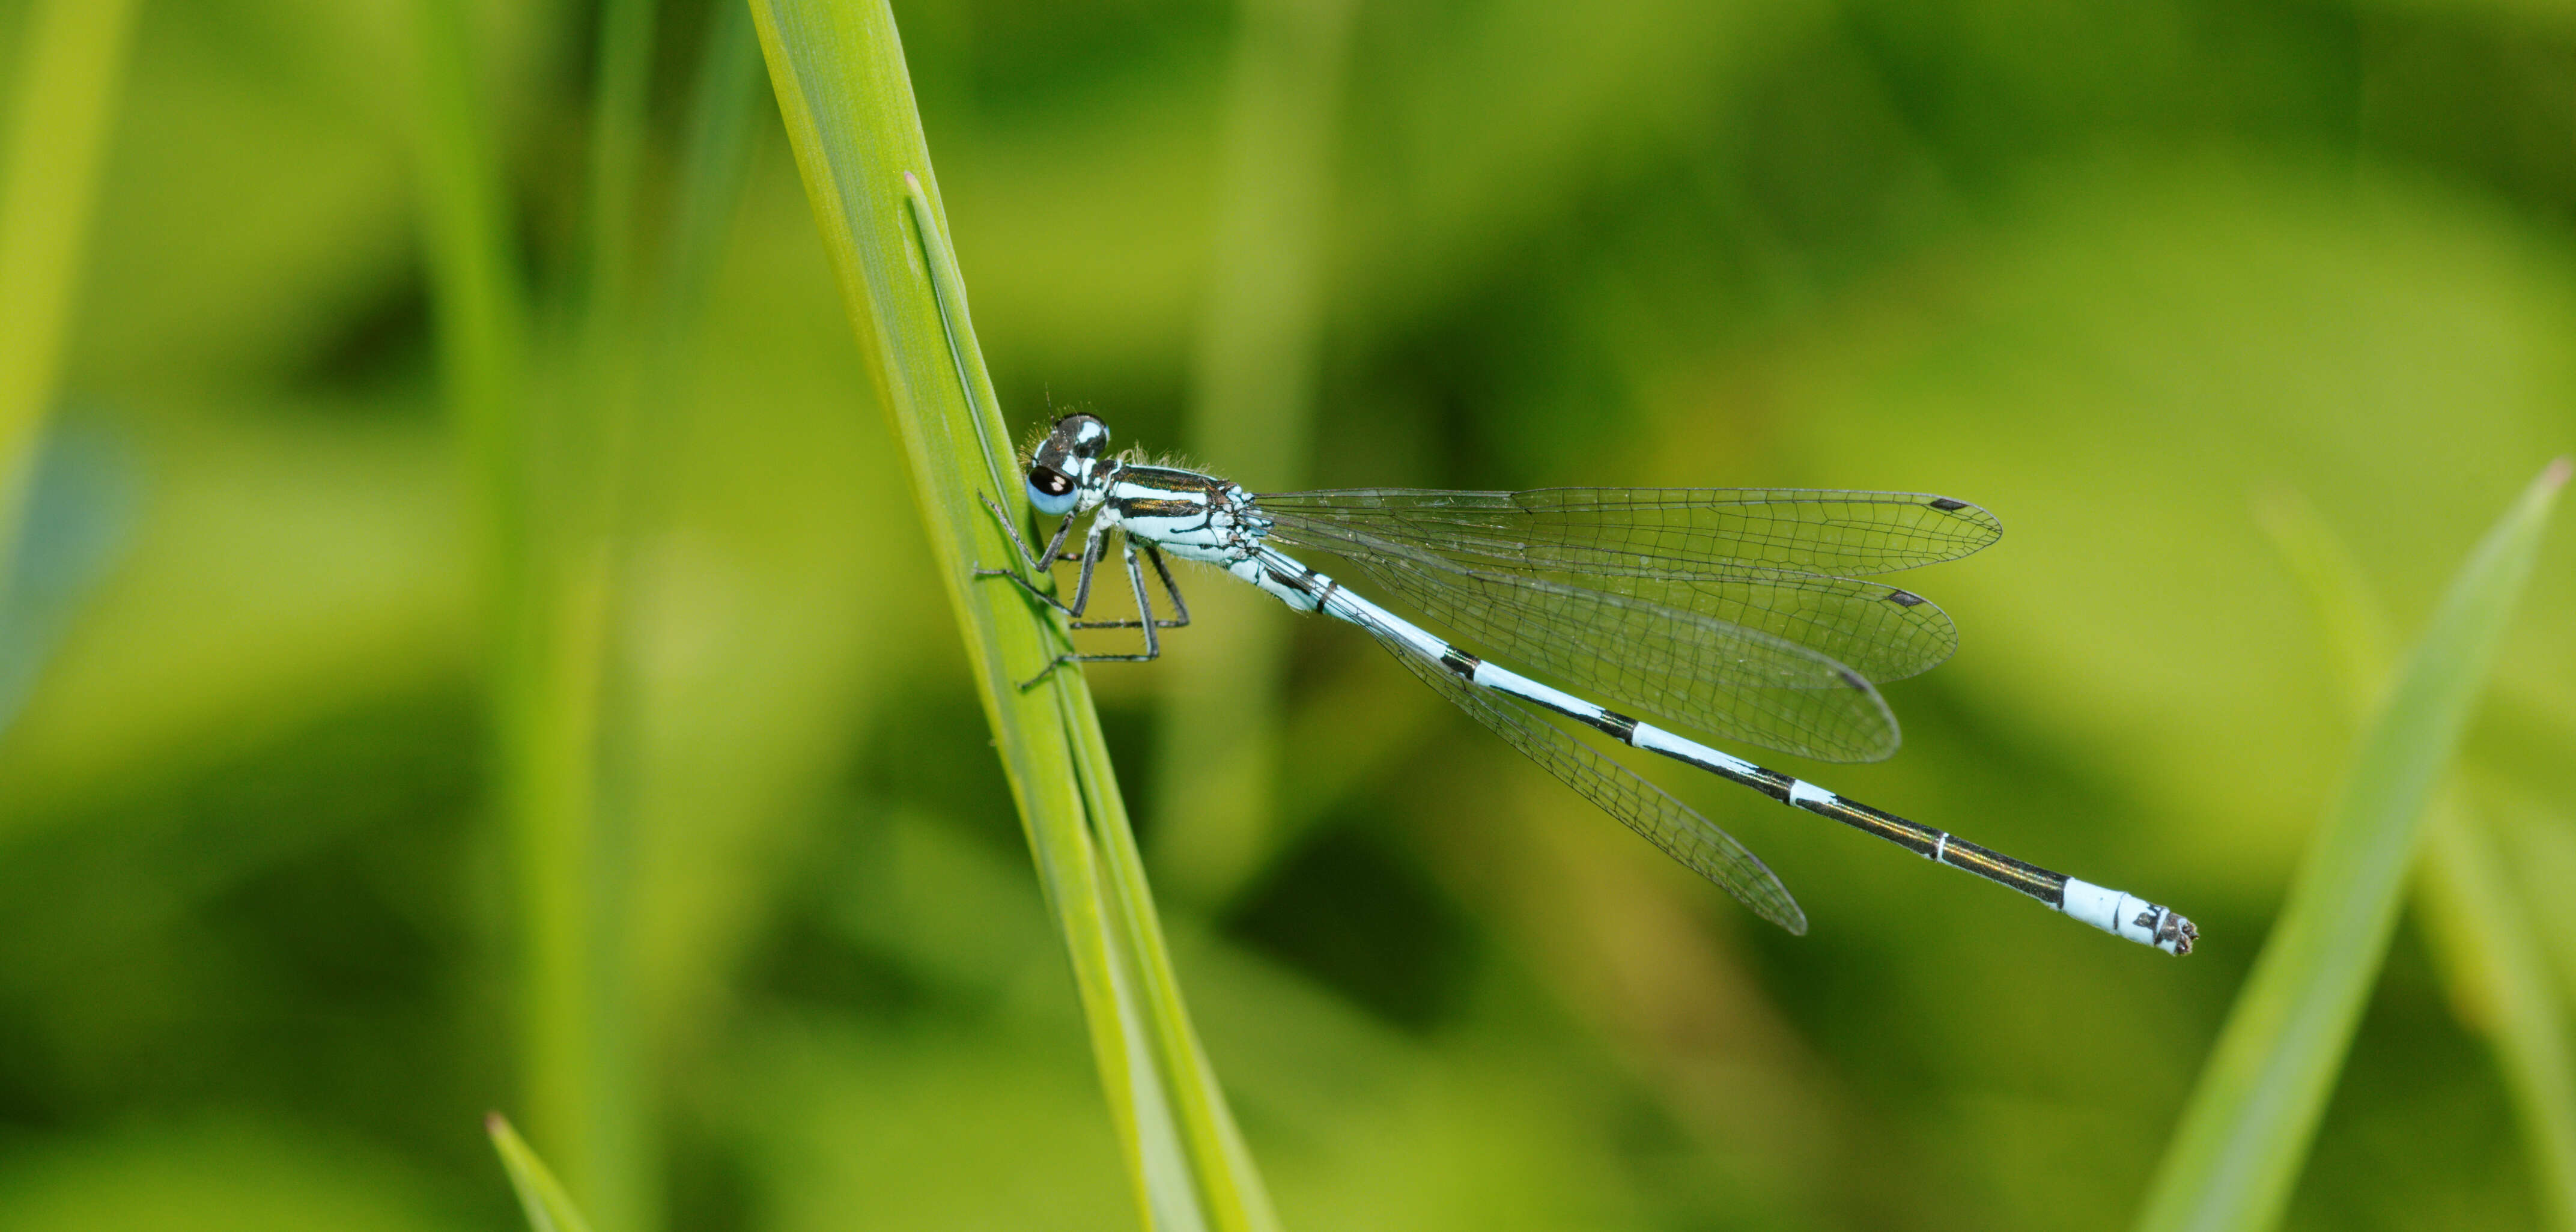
[1922,493,2006,544]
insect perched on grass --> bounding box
[980,413,2195,954]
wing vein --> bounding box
[1352,611,1808,934]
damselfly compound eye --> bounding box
[1027,464,1078,515]
[1051,413,1110,460]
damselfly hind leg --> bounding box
[1068,543,1191,634]
[1054,539,1175,665]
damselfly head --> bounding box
[1026,414,1111,515]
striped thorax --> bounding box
[1024,413,1318,608]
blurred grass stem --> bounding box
[747,2,1277,1225]
[2256,487,2576,1232]
[0,0,140,595]
[578,0,659,332]
[658,4,764,342]
[488,1112,602,1232]
[1151,0,1356,905]
[407,0,664,1225]
[520,0,663,1227]
[407,0,529,534]
[407,0,562,1189]
[2136,460,2568,1232]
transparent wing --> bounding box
[1293,526,1903,762]
[1356,608,1808,935]
[1259,486,2002,578]
[1570,572,1956,685]
[1271,510,1961,684]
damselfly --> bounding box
[979,413,2195,954]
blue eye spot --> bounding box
[1027,465,1077,515]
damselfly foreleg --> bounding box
[975,494,1095,618]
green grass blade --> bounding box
[2136,459,2571,1232]
[2249,491,2394,715]
[577,0,660,333]
[1149,0,1358,906]
[2417,816,2576,1232]
[487,1113,601,1232]
[410,1,657,1224]
[0,0,141,584]
[406,0,529,543]
[405,0,559,1174]
[2256,487,2576,1232]
[658,1,765,339]
[747,4,1277,1228]
[1063,682,1282,1231]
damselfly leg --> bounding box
[976,495,1192,685]
[975,491,1083,587]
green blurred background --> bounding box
[2,0,2574,1228]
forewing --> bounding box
[1303,526,1903,762]
[1362,613,1808,935]
[1552,571,1958,684]
[1274,507,1961,684]
[1260,487,2001,578]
